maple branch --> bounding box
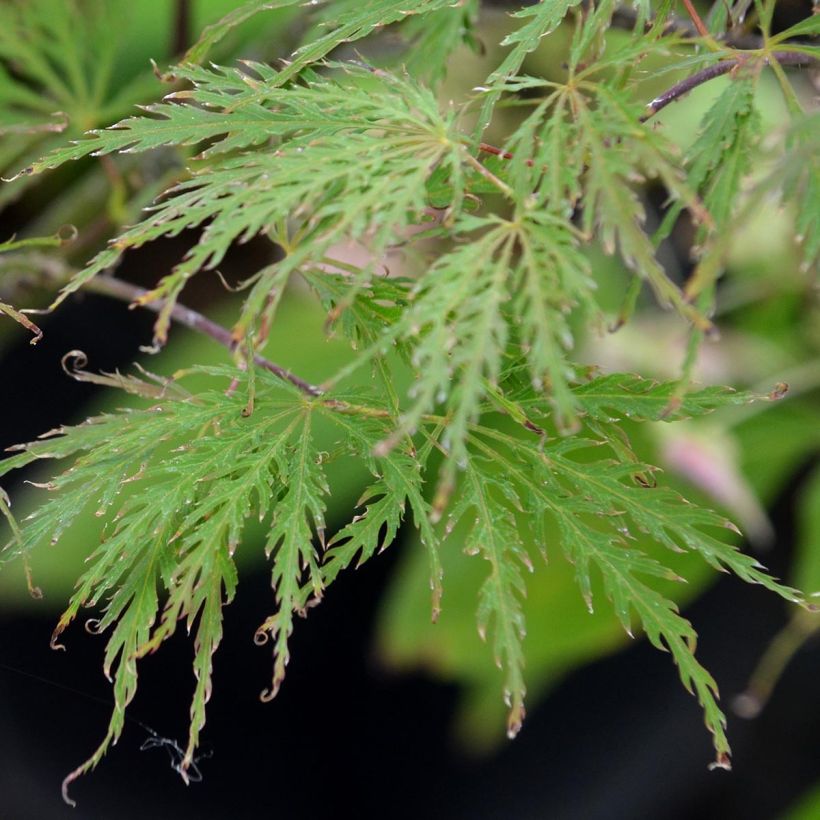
[83,275,324,397]
[640,51,817,122]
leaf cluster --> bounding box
[0,0,816,798]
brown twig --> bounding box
[640,51,817,122]
[84,275,324,397]
[479,142,534,167]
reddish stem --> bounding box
[680,0,711,39]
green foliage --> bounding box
[0,0,159,205]
[0,0,817,801]
[475,0,586,134]
[777,112,820,272]
[18,61,466,345]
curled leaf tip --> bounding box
[57,224,79,245]
[253,627,269,646]
[61,349,89,377]
[259,686,278,703]
[50,628,67,652]
[61,774,78,808]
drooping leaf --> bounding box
[503,372,758,424]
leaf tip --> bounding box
[707,752,732,772]
[768,382,789,401]
[2,167,35,182]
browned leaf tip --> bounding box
[707,751,732,771]
[768,382,789,401]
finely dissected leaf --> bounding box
[0,0,120,130]
[673,72,760,236]
[502,372,757,424]
[304,269,412,354]
[0,372,339,791]
[513,211,597,430]
[572,85,712,329]
[562,518,732,768]
[277,0,459,89]
[475,0,585,135]
[0,0,159,193]
[463,422,798,761]
[19,65,466,344]
[388,216,513,467]
[452,458,531,738]
[320,407,443,615]
[0,367,805,776]
[660,71,761,300]
[500,78,712,332]
[0,0,816,795]
[362,209,596,470]
[255,407,329,700]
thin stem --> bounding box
[640,51,816,122]
[680,0,713,40]
[84,275,324,397]
[464,152,514,197]
[172,0,192,57]
[479,142,534,167]
[733,610,820,719]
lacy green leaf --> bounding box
[475,0,585,135]
[18,65,466,343]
